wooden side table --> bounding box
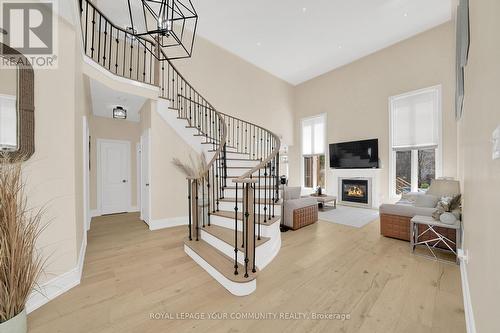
[410,215,461,264]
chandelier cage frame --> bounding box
[126,0,198,60]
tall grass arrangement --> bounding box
[172,152,208,179]
[0,155,45,323]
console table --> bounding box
[410,215,461,264]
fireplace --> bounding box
[341,179,369,205]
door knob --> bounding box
[122,180,127,183]
[146,183,150,187]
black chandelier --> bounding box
[127,0,198,60]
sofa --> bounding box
[379,179,461,243]
[282,187,318,230]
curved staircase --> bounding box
[79,0,282,296]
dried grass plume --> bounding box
[172,152,208,179]
[0,154,45,322]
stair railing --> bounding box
[78,0,280,278]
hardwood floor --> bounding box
[28,212,466,333]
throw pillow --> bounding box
[414,194,440,208]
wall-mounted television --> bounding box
[329,139,379,169]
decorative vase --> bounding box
[0,309,27,333]
[440,212,457,225]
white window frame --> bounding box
[301,113,327,190]
[388,85,443,199]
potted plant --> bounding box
[0,156,45,333]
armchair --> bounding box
[282,187,318,230]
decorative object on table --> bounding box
[310,194,337,210]
[439,212,458,225]
[432,194,462,222]
[315,186,322,196]
[280,175,288,186]
[0,155,46,333]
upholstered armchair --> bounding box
[282,187,318,230]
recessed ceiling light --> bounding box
[403,12,408,17]
[256,42,262,47]
[302,7,307,13]
[338,45,343,49]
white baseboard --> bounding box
[460,260,477,333]
[149,216,188,231]
[129,206,139,212]
[26,235,87,314]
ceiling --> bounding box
[89,79,146,122]
[94,0,453,85]
[190,0,452,85]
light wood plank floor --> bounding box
[28,212,466,333]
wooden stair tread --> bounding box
[203,224,270,249]
[220,197,282,205]
[225,185,276,190]
[219,158,261,161]
[212,210,281,226]
[184,238,257,283]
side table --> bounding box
[410,215,461,264]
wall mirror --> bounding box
[0,43,35,160]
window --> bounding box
[390,86,441,196]
[302,115,326,189]
[0,94,17,151]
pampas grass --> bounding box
[0,154,45,323]
[172,152,208,179]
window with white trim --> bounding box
[390,86,442,196]
[301,115,326,189]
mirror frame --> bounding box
[0,42,35,160]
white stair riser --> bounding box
[217,201,282,216]
[200,222,281,270]
[184,245,256,296]
[209,214,280,238]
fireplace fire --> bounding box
[341,179,369,204]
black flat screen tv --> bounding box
[329,139,379,169]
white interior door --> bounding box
[140,130,151,224]
[98,140,131,215]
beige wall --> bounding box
[171,36,295,146]
[289,23,457,203]
[150,103,197,220]
[459,0,500,331]
[22,16,85,281]
[88,115,142,210]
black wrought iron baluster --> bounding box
[234,182,239,275]
[268,135,272,220]
[212,163,216,213]
[258,167,261,240]
[142,48,146,82]
[97,14,101,61]
[206,173,211,226]
[188,180,192,241]
[108,25,113,70]
[84,0,89,53]
[122,32,127,77]
[215,144,220,211]
[129,39,133,79]
[223,143,227,189]
[202,177,205,228]
[114,31,119,74]
[102,20,107,66]
[195,179,199,241]
[244,183,249,278]
[90,7,96,58]
[252,182,256,273]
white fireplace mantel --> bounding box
[326,168,382,209]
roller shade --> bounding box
[302,115,325,155]
[391,88,439,151]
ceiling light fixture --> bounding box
[126,0,198,60]
[404,13,408,17]
[302,7,307,12]
[113,106,127,120]
[257,42,262,47]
